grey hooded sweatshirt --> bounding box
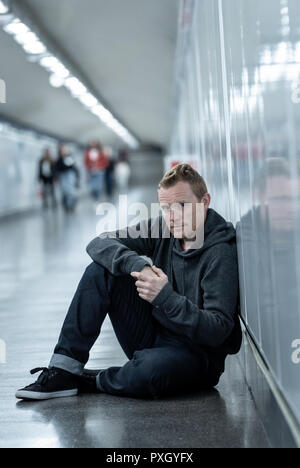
[86,208,242,370]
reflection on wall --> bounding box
[0,123,84,216]
[170,0,300,423]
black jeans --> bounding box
[50,262,222,399]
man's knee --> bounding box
[81,262,115,293]
[85,261,105,277]
[85,262,134,290]
[85,262,116,282]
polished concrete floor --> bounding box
[0,185,270,448]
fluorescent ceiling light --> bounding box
[125,136,139,149]
[50,63,69,78]
[40,56,59,68]
[64,77,87,96]
[14,31,38,45]
[107,119,118,129]
[49,74,65,88]
[107,119,127,134]
[92,104,138,145]
[91,105,113,123]
[113,122,126,134]
[23,41,47,55]
[91,104,106,114]
[4,19,29,35]
[0,1,9,14]
[116,128,127,137]
[79,93,98,108]
[39,56,69,78]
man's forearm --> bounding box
[86,237,151,276]
[86,217,157,276]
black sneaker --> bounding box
[77,369,103,394]
[15,367,79,401]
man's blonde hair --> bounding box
[158,163,208,201]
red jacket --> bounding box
[84,149,109,171]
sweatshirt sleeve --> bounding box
[86,217,158,276]
[151,249,239,348]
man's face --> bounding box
[157,181,207,241]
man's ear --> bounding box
[202,193,211,209]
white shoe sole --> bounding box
[15,388,78,401]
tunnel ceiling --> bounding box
[0,0,180,148]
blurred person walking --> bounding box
[103,146,116,197]
[84,141,109,200]
[38,148,57,209]
[55,144,80,213]
[115,147,131,192]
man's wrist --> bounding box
[127,257,152,274]
[152,282,174,307]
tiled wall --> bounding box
[171,0,300,425]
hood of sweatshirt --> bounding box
[172,207,236,259]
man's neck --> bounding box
[180,211,208,251]
[180,237,196,251]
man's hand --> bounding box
[131,265,169,303]
[136,265,159,280]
